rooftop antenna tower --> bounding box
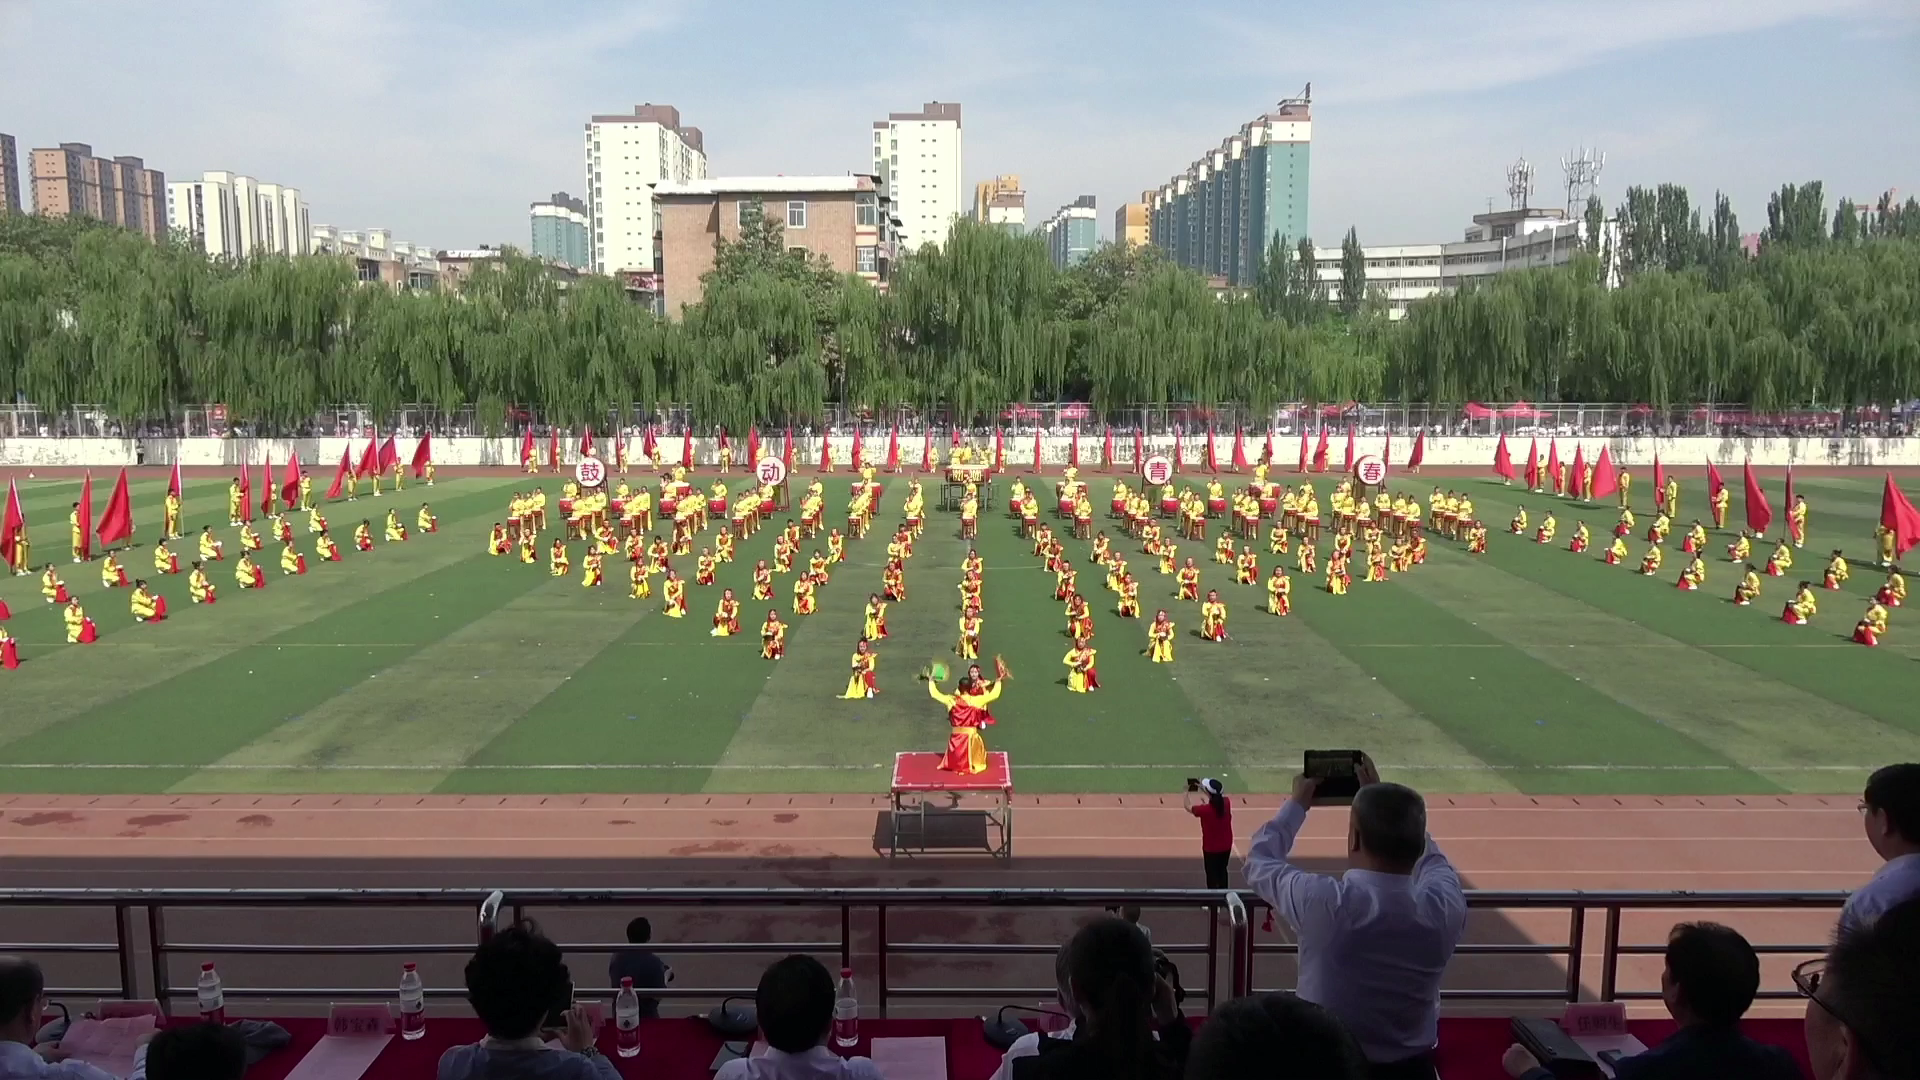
[1506,157,1535,210]
[1560,146,1606,214]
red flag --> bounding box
[1707,460,1724,501]
[167,462,183,500]
[1881,474,1920,558]
[1523,438,1540,490]
[680,430,693,469]
[1493,433,1515,483]
[1204,429,1218,473]
[1653,454,1666,507]
[97,468,133,548]
[378,436,398,472]
[260,453,276,517]
[718,428,730,455]
[1784,463,1796,519]
[852,428,865,472]
[1070,429,1080,469]
[1744,461,1773,535]
[746,427,760,466]
[1175,429,1186,473]
[643,426,658,464]
[327,447,351,499]
[549,430,561,471]
[580,427,595,459]
[1407,431,1425,471]
[284,451,305,505]
[0,480,26,570]
[951,427,962,448]
[235,464,252,524]
[74,473,94,561]
[1133,429,1144,474]
[1342,427,1356,472]
[994,428,1005,472]
[409,436,430,479]
[922,430,934,473]
[1297,430,1309,473]
[782,427,793,466]
[1590,446,1619,501]
[521,428,536,469]
[820,431,832,472]
[888,426,905,472]
[1102,428,1114,473]
[1547,440,1562,493]
[1312,428,1330,473]
[1268,430,1280,467]
[615,433,627,471]
[356,435,379,478]
[1232,429,1248,472]
[1382,432,1392,471]
[1031,429,1042,474]
[1569,445,1587,499]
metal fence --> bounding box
[4,403,1912,441]
[0,887,1845,1015]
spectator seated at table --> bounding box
[144,1023,245,1080]
[715,954,882,1079]
[0,955,144,1080]
[437,921,618,1080]
[1803,896,1920,1080]
[1183,992,1367,1080]
[1012,917,1189,1080]
[607,917,673,1019]
[1503,922,1800,1080]
[990,945,1078,1080]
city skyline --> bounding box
[1,0,1915,253]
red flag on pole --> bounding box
[782,427,793,467]
[1382,432,1392,471]
[1881,474,1920,558]
[1493,433,1515,483]
[1204,429,1218,474]
[820,431,833,473]
[1784,463,1796,521]
[356,435,378,478]
[887,426,900,472]
[74,473,94,561]
[951,427,962,448]
[1569,445,1587,499]
[1031,429,1042,474]
[851,427,865,472]
[993,428,1005,472]
[1267,430,1280,468]
[549,431,561,471]
[1547,439,1562,493]
[284,451,305,505]
[1,480,26,572]
[97,468,133,549]
[409,436,430,479]
[1175,429,1186,473]
[922,430,934,473]
[718,427,730,457]
[1590,446,1619,501]
[521,428,536,470]
[580,427,595,459]
[1232,429,1248,472]
[1312,428,1330,473]
[681,430,693,469]
[1407,431,1425,471]
[1297,430,1309,473]
[327,447,352,499]
[378,436,398,472]
[168,462,183,501]
[1133,429,1144,475]
[1653,454,1667,508]
[1523,438,1540,490]
[746,427,760,466]
[1102,428,1114,473]
[1070,429,1080,470]
[260,453,276,517]
[1342,427,1356,472]
[1744,461,1773,535]
[643,426,658,465]
[235,464,252,525]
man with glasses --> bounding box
[0,957,137,1080]
[1844,764,1920,932]
[1798,896,1920,1080]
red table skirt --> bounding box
[235,1014,1809,1080]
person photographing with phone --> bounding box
[1184,778,1234,889]
[1243,752,1466,1080]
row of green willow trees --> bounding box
[2,181,1917,434]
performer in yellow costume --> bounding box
[154,540,180,574]
[64,598,97,643]
[1063,638,1099,692]
[1676,554,1705,591]
[1853,602,1889,646]
[1604,535,1629,565]
[839,639,879,699]
[792,572,816,616]
[711,588,741,637]
[1781,581,1817,626]
[662,569,687,617]
[1711,485,1730,529]
[281,541,307,576]
[163,491,182,539]
[1535,513,1556,545]
[928,669,1003,775]
[628,559,651,599]
[549,538,571,577]
[863,594,889,641]
[100,552,129,588]
[385,509,408,543]
[418,504,439,534]
[1727,531,1752,562]
[1638,544,1664,576]
[1147,609,1176,663]
[1823,550,1850,590]
[317,531,342,563]
[189,561,216,604]
[1267,566,1292,615]
[239,522,262,553]
[1733,565,1761,606]
[1200,590,1227,641]
[1765,539,1793,577]
[1876,568,1907,608]
[761,611,787,659]
[235,551,265,589]
[309,506,330,535]
[1176,558,1200,602]
[957,606,983,660]
[1235,547,1259,585]
[352,520,374,552]
[130,580,166,623]
[580,550,604,587]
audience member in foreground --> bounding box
[142,1024,246,1080]
[437,921,618,1080]
[990,945,1079,1080]
[715,954,882,1079]
[1843,763,1920,932]
[1183,992,1367,1080]
[607,916,673,1018]
[0,956,130,1080]
[1243,757,1465,1080]
[1501,922,1800,1080]
[1012,917,1189,1080]
[1801,896,1920,1080]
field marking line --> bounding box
[0,762,1881,772]
[0,836,1864,848]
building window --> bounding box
[856,193,879,227]
[856,246,877,274]
[738,200,762,227]
[786,201,807,228]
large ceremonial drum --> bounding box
[1160,496,1180,515]
[1208,497,1227,514]
[661,496,679,515]
[708,496,726,514]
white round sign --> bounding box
[1353,454,1387,486]
[1142,455,1174,486]
[755,455,788,486]
[574,456,606,488]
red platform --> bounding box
[889,752,1013,858]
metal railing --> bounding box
[0,887,1847,1014]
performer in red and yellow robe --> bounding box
[711,589,741,637]
[0,626,17,669]
[1853,602,1889,646]
[695,548,717,585]
[1235,547,1259,585]
[353,521,374,553]
[662,570,687,617]
[1781,582,1817,625]
[1823,551,1849,590]
[64,599,97,644]
[236,552,266,589]
[1733,565,1761,606]
[154,541,180,575]
[930,674,1002,774]
[130,581,167,622]
[839,639,878,699]
[1063,639,1099,693]
[761,611,787,659]
[1877,569,1907,608]
[1200,591,1227,641]
[863,595,889,640]
[317,532,342,562]
[1676,555,1705,591]
[189,563,216,604]
[1176,559,1200,601]
[489,524,510,555]
[1266,567,1291,615]
[281,542,307,576]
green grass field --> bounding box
[1,467,1916,796]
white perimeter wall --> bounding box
[7,435,1920,470]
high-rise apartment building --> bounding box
[1114,199,1151,249]
[31,142,166,241]
[1148,92,1311,286]
[529,192,591,269]
[871,102,963,251]
[972,174,1025,232]
[1037,195,1098,268]
[0,134,20,216]
[166,171,310,258]
[585,104,708,282]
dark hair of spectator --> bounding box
[1865,763,1920,843]
[145,1021,248,1080]
[1351,783,1426,869]
[625,917,652,945]
[1823,897,1920,1078]
[755,954,835,1054]
[1066,917,1158,1080]
[1207,784,1226,818]
[0,957,44,1029]
[1183,992,1366,1080]
[1663,922,1759,1026]
[463,920,571,1040]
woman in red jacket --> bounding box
[1185,778,1234,889]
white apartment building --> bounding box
[1313,207,1618,318]
[584,103,707,278]
[871,101,963,252]
[166,171,310,259]
[310,225,438,289]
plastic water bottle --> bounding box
[196,963,225,1025]
[614,977,641,1058]
[398,963,426,1040]
[832,968,859,1049]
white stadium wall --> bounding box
[4,435,1920,470]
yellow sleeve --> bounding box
[927,683,955,708]
[978,681,1004,705]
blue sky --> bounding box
[1,0,1915,251]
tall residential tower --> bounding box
[585,104,707,281]
[530,192,591,269]
[1149,89,1311,285]
[30,142,167,241]
[871,101,963,252]
[0,134,20,216]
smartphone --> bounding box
[1185,778,1200,792]
[1304,750,1365,805]
[542,981,576,1030]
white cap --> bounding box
[1200,778,1223,796]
